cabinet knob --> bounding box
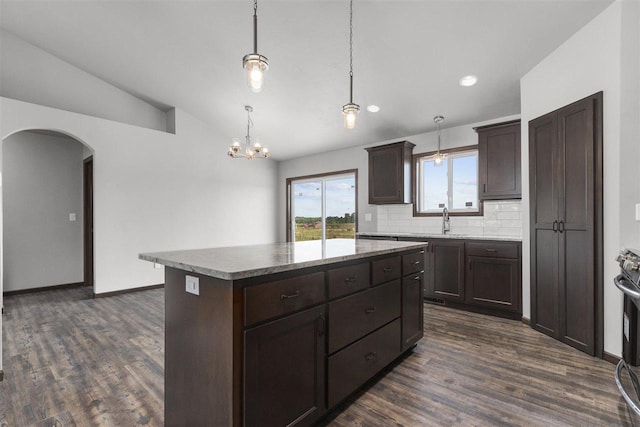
[365,306,377,314]
[383,267,393,273]
[344,276,358,283]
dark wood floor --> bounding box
[0,287,632,426]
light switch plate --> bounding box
[186,275,199,296]
[636,203,640,221]
[365,213,372,222]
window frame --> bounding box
[286,169,358,242]
[412,145,483,217]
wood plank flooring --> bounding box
[0,287,633,426]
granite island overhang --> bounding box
[140,239,428,426]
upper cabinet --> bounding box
[365,141,415,204]
[475,120,521,200]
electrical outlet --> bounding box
[69,213,77,221]
[365,213,372,222]
[636,203,640,221]
[186,275,199,296]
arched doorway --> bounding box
[1,129,95,297]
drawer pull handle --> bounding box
[365,306,377,314]
[411,275,421,281]
[345,276,358,283]
[412,261,421,265]
[383,267,393,273]
[485,248,497,252]
[419,250,425,254]
[364,352,377,362]
[280,290,301,300]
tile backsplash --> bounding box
[375,200,523,237]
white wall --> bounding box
[521,0,640,357]
[3,131,84,291]
[0,30,168,132]
[277,115,520,242]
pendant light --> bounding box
[243,0,268,93]
[228,105,270,159]
[433,115,446,166]
[342,0,360,129]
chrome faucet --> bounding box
[442,207,450,234]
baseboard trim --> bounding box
[3,282,86,297]
[603,351,620,365]
[521,317,531,325]
[94,284,164,298]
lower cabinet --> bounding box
[429,240,465,302]
[402,273,424,350]
[243,247,425,426]
[244,305,326,427]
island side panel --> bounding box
[165,267,238,426]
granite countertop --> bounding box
[139,239,427,280]
[357,232,522,242]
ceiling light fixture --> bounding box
[228,105,270,159]
[342,0,360,129]
[366,105,380,113]
[459,75,477,87]
[432,115,446,166]
[243,0,268,93]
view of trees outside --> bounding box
[292,176,356,241]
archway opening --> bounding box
[1,129,95,298]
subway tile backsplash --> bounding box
[375,200,523,237]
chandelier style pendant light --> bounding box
[342,0,360,129]
[228,105,270,159]
[243,0,269,93]
[432,115,447,166]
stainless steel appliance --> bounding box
[614,248,640,423]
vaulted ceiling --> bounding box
[0,0,614,160]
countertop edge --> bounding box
[139,242,428,281]
[357,232,522,242]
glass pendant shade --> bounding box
[343,103,360,129]
[243,53,268,93]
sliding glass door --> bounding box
[288,170,357,242]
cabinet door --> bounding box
[402,273,424,350]
[465,256,520,313]
[431,240,465,302]
[366,141,414,204]
[244,305,326,427]
[479,122,521,200]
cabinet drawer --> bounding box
[244,272,326,326]
[466,241,518,259]
[402,250,425,275]
[328,262,370,299]
[328,319,401,408]
[328,280,401,354]
[371,256,401,286]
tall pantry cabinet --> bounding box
[529,92,603,357]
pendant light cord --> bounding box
[253,0,258,54]
[246,108,254,146]
[349,0,354,103]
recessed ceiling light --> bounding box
[366,105,380,113]
[459,75,478,87]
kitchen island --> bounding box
[140,239,427,427]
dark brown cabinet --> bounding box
[244,305,326,427]
[465,242,521,313]
[402,273,424,350]
[475,120,521,200]
[429,239,465,302]
[529,92,603,356]
[365,141,415,204]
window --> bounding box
[414,147,480,216]
[287,170,357,242]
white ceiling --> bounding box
[0,0,613,160]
